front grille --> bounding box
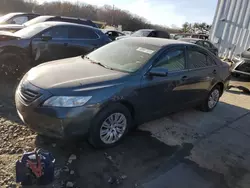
[18,85,40,104]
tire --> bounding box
[88,103,132,148]
[0,53,30,83]
[198,85,221,112]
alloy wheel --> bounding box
[100,113,127,144]
[208,89,220,109]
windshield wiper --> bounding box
[84,56,113,70]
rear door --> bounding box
[139,46,192,117]
[68,26,101,57]
[185,46,218,102]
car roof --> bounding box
[42,21,99,30]
[120,37,191,47]
[40,15,92,21]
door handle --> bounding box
[181,76,188,81]
[213,69,217,74]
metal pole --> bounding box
[112,4,114,26]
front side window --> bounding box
[10,16,28,24]
[42,26,68,38]
[154,49,185,72]
[69,27,98,39]
[188,49,216,68]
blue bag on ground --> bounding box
[16,149,55,185]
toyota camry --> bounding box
[15,38,230,148]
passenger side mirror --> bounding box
[41,34,52,41]
[149,67,168,77]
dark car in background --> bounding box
[116,29,170,40]
[15,38,230,148]
[0,21,111,75]
[0,12,40,25]
[231,48,250,77]
[0,15,98,32]
[178,38,218,55]
[102,29,125,41]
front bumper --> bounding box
[15,82,100,139]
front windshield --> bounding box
[24,16,52,27]
[15,22,51,38]
[0,13,17,24]
[131,30,151,37]
[86,40,160,73]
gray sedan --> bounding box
[15,38,230,148]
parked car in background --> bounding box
[174,33,209,40]
[0,12,40,25]
[0,22,111,68]
[116,29,170,40]
[178,38,218,55]
[0,15,98,32]
[123,31,133,35]
[102,29,125,41]
[15,38,230,148]
[231,48,250,77]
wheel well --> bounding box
[119,100,135,120]
[215,82,224,96]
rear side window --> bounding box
[154,49,185,72]
[157,31,170,39]
[188,49,216,68]
[69,27,99,39]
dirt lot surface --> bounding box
[0,76,250,188]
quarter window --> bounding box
[69,27,98,39]
[188,49,216,68]
[155,49,185,71]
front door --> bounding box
[31,26,69,64]
[138,47,192,119]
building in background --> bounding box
[210,0,250,58]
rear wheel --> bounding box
[198,85,221,112]
[88,103,132,148]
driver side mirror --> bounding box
[41,34,52,41]
[149,67,168,77]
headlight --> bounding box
[43,96,92,107]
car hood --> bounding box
[26,56,128,91]
[0,31,20,40]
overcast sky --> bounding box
[40,0,218,28]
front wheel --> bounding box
[88,103,132,148]
[198,86,221,112]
